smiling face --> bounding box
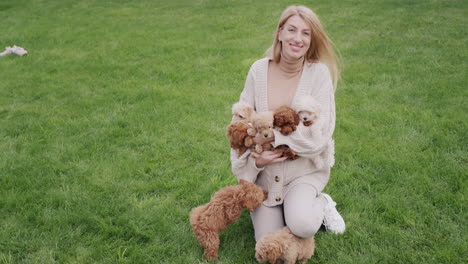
[278,15,311,61]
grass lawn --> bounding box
[0,0,466,263]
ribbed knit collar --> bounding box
[278,53,305,78]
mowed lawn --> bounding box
[0,0,466,263]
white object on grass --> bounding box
[0,45,28,56]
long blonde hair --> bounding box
[265,5,340,90]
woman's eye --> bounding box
[304,32,310,36]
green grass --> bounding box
[0,0,466,263]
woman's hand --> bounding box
[255,150,287,167]
[253,133,275,145]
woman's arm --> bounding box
[272,64,336,159]
[230,62,264,182]
[230,148,264,182]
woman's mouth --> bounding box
[290,43,303,52]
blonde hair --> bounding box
[265,5,340,90]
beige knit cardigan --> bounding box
[230,57,336,206]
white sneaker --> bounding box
[322,193,345,234]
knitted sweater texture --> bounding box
[231,57,336,206]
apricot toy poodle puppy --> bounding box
[255,226,315,264]
[190,180,267,262]
[249,111,274,157]
[293,95,321,128]
[231,101,255,122]
[293,95,335,168]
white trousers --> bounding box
[250,183,326,241]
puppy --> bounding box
[293,95,334,168]
[190,180,267,262]
[231,102,255,122]
[250,111,274,157]
[274,144,299,160]
[226,120,255,157]
[293,95,321,127]
[273,105,300,136]
[255,226,315,264]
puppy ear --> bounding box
[266,248,281,264]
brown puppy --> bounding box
[226,120,255,157]
[255,226,315,264]
[275,145,299,160]
[273,105,300,136]
[190,180,267,262]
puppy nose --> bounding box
[285,131,289,135]
[303,117,307,121]
[263,134,268,138]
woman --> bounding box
[230,5,345,242]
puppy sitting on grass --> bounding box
[190,180,267,262]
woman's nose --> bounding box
[294,32,301,42]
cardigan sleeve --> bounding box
[272,63,336,159]
[230,62,265,182]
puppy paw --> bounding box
[255,144,263,153]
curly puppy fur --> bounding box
[273,105,300,136]
[255,226,315,264]
[275,145,299,160]
[293,95,321,127]
[250,111,274,157]
[226,120,255,157]
[190,180,267,262]
[231,102,255,122]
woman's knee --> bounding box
[283,184,324,238]
[287,215,321,238]
[251,205,285,241]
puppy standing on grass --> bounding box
[255,226,315,264]
[190,180,267,262]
